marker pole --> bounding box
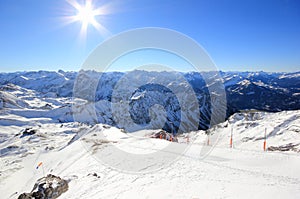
[263,128,267,151]
[207,134,210,146]
[230,127,233,148]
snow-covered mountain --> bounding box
[222,71,300,113]
[0,109,299,199]
[0,69,299,198]
[0,70,299,133]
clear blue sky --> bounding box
[0,0,299,72]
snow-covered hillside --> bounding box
[0,70,299,134]
[193,110,300,153]
[0,110,299,199]
[0,70,299,198]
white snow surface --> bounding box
[0,109,300,199]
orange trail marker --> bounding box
[230,127,233,148]
[264,128,267,151]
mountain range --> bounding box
[0,70,299,133]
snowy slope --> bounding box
[0,70,299,133]
[0,70,299,198]
[0,110,299,199]
[194,110,300,153]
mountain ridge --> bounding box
[0,70,299,133]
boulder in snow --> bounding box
[18,174,68,199]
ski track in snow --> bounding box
[1,71,299,198]
[0,108,300,198]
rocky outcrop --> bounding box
[150,130,178,142]
[18,174,68,199]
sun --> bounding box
[65,0,110,40]
[75,3,96,27]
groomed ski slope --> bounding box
[0,110,300,199]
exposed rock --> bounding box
[18,174,68,199]
[268,143,300,152]
[150,130,178,142]
[18,193,32,199]
[21,128,37,137]
[88,172,100,178]
[41,103,53,110]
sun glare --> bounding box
[65,0,110,40]
[75,4,96,26]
